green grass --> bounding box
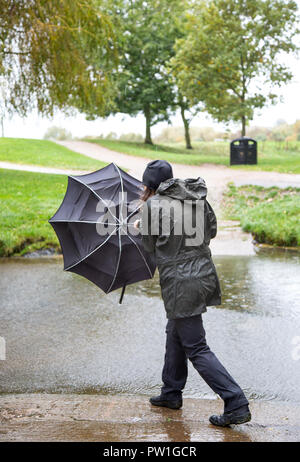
[0,169,66,256]
[89,139,229,166]
[1,169,298,256]
[89,139,300,174]
[223,183,300,247]
[0,138,107,170]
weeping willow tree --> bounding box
[0,0,118,119]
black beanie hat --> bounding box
[142,160,173,191]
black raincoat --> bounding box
[141,177,221,319]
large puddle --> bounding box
[0,250,300,403]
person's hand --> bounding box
[133,219,141,229]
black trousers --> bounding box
[161,315,249,413]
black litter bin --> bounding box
[230,137,257,165]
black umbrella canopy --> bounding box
[49,163,156,299]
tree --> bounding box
[82,0,200,149]
[171,0,299,136]
[0,0,117,119]
[110,0,182,145]
[176,93,204,149]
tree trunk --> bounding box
[241,115,246,137]
[240,52,247,138]
[180,104,192,149]
[144,105,153,145]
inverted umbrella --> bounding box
[49,163,156,303]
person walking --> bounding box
[136,159,251,427]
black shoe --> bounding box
[209,405,251,427]
[149,395,182,410]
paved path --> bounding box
[0,394,299,442]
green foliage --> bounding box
[89,138,229,165]
[0,138,107,170]
[0,169,67,256]
[154,126,227,143]
[0,0,118,117]
[118,133,144,142]
[171,0,299,135]
[224,184,300,246]
[43,126,73,141]
[105,0,183,144]
[156,120,300,144]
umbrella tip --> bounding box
[119,284,126,304]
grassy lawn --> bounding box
[0,138,107,170]
[89,139,300,174]
[0,169,66,256]
[1,168,298,257]
[223,183,300,247]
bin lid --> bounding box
[231,137,256,144]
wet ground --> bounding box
[0,394,299,442]
[1,235,300,441]
[0,250,300,403]
[1,143,300,441]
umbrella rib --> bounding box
[106,164,124,294]
[64,227,117,271]
[127,234,154,278]
[69,176,120,224]
[113,163,124,222]
[125,203,142,223]
[49,219,117,225]
[107,227,122,293]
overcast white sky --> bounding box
[3,2,300,140]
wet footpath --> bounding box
[0,394,299,442]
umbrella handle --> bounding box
[119,284,126,304]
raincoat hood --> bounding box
[156,177,207,201]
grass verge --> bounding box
[0,138,107,170]
[0,169,66,256]
[88,139,300,174]
[223,183,300,247]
